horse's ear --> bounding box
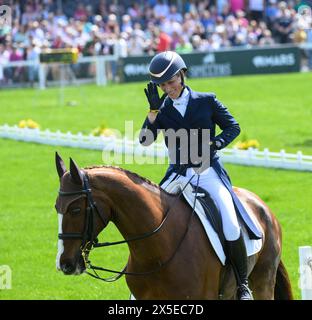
[55,152,66,179]
[69,157,83,185]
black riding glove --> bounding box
[144,82,167,112]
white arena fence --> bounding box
[1,124,312,172]
[0,54,118,88]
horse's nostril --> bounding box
[62,262,75,274]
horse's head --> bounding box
[54,152,110,275]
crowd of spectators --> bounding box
[0,0,312,85]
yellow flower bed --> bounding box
[91,126,116,137]
[18,119,40,129]
[234,139,260,150]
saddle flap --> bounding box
[161,174,263,265]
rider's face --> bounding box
[159,74,183,100]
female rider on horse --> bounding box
[139,51,260,300]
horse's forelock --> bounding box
[61,170,84,188]
[56,172,85,214]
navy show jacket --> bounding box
[139,87,262,240]
[139,86,240,165]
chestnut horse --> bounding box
[55,153,293,300]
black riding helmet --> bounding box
[148,51,187,84]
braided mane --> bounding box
[84,165,170,194]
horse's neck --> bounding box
[93,169,167,238]
[92,169,193,269]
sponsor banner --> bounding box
[121,55,151,82]
[120,45,300,82]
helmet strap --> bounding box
[179,70,185,87]
[178,71,185,98]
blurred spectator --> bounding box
[185,0,199,15]
[175,35,193,53]
[8,45,24,83]
[154,0,170,19]
[265,0,279,29]
[0,44,10,85]
[220,1,232,18]
[26,41,40,86]
[247,0,265,22]
[106,14,120,35]
[95,0,108,17]
[216,0,229,16]
[54,8,68,26]
[74,3,88,21]
[306,24,312,69]
[168,5,183,23]
[156,29,172,52]
[200,10,216,33]
[259,29,275,45]
[21,4,37,26]
[1,0,312,87]
[12,22,28,44]
[293,26,307,43]
[127,3,143,24]
[273,1,295,43]
[121,14,133,33]
[170,31,181,50]
[236,10,249,28]
[116,32,129,57]
[128,33,146,56]
[230,0,245,14]
[52,35,65,49]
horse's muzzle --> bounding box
[60,256,85,275]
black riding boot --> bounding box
[226,232,254,300]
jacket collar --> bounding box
[162,86,199,127]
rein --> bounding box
[58,169,199,282]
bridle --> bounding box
[58,172,107,247]
[58,169,199,282]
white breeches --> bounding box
[185,167,241,241]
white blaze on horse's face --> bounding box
[56,213,64,270]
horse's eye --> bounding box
[70,208,81,215]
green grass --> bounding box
[0,73,312,299]
[0,139,310,299]
[1,72,312,153]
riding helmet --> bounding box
[148,51,187,84]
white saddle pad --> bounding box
[162,175,263,265]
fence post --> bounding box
[38,64,46,89]
[263,148,269,166]
[280,149,286,162]
[96,56,107,86]
[299,246,312,300]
